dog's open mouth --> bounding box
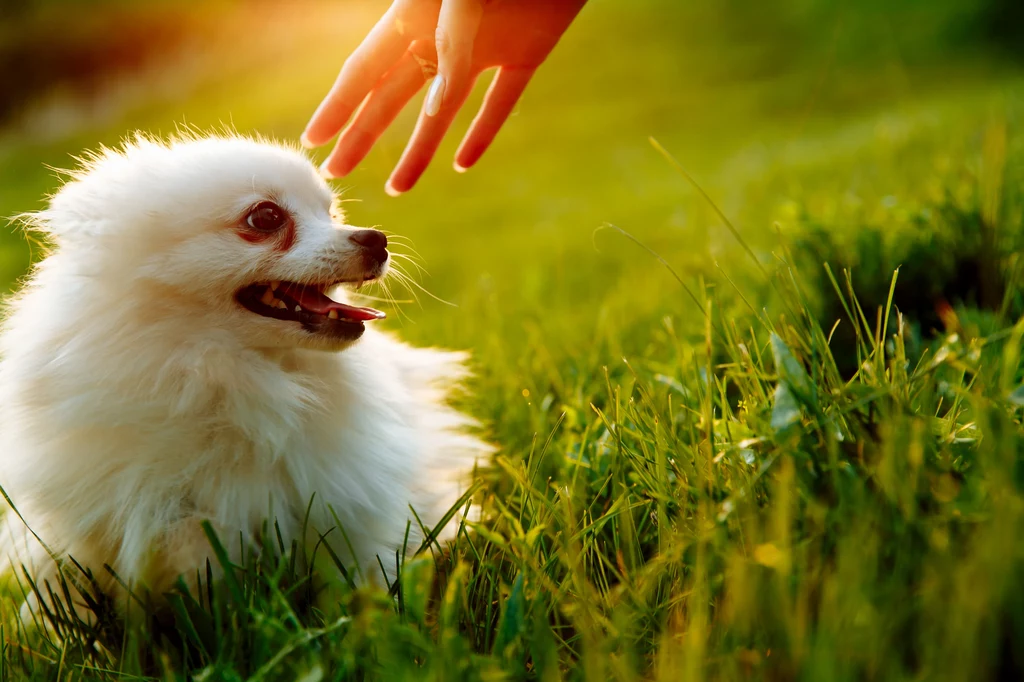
[236,281,385,339]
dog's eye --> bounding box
[245,201,287,232]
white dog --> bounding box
[0,133,490,614]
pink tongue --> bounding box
[278,283,385,321]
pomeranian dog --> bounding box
[0,133,490,615]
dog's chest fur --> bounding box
[1,314,479,594]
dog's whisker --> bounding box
[387,243,426,262]
[348,292,414,304]
[389,254,428,276]
[394,270,457,308]
[387,270,421,309]
[373,277,411,324]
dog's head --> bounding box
[36,134,388,351]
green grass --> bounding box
[2,0,1024,679]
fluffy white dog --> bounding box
[0,133,489,613]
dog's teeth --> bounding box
[271,281,280,291]
[259,289,275,306]
[294,305,302,313]
[275,300,287,309]
[327,310,339,320]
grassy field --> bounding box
[2,0,1024,679]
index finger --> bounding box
[302,8,409,148]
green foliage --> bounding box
[5,245,1024,680]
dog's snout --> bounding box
[349,229,388,262]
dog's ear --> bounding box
[11,210,50,240]
[22,193,108,246]
[11,206,100,252]
[27,141,156,246]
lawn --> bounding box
[1,0,1023,679]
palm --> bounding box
[304,0,587,194]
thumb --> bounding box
[425,0,482,117]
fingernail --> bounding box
[319,161,336,179]
[300,132,315,149]
[384,180,403,197]
[424,75,445,117]
[453,160,468,174]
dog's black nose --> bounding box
[349,229,388,262]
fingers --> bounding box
[454,66,535,171]
[321,52,428,178]
[302,8,407,148]
[386,74,477,194]
[425,0,483,117]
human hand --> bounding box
[302,0,587,195]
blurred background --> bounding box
[0,0,1022,377]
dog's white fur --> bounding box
[0,134,489,610]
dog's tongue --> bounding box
[279,283,385,321]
